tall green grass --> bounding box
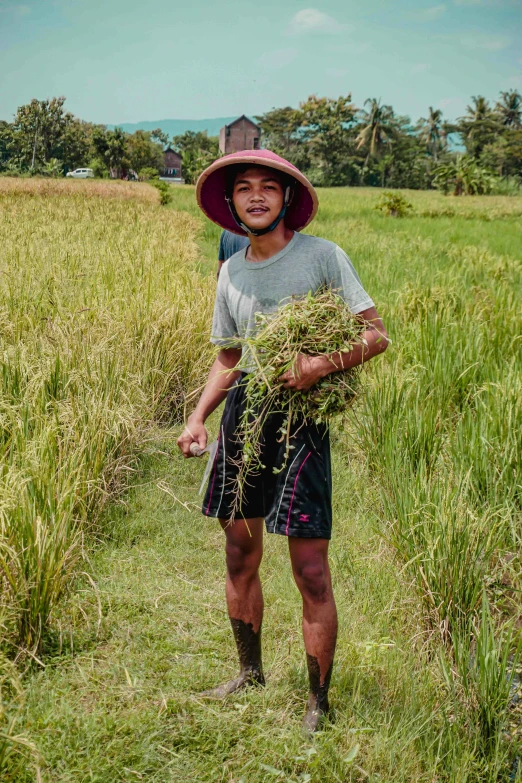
[0,179,215,657]
[0,180,519,778]
[304,187,522,768]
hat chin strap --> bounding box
[226,187,292,237]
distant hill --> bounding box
[106,117,253,138]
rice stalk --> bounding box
[229,289,370,520]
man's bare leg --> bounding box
[201,517,265,698]
[288,537,337,733]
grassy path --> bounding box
[13,416,446,783]
[9,185,521,781]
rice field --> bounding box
[0,178,520,781]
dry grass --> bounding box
[0,178,215,663]
[0,176,160,204]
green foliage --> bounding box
[138,166,160,181]
[257,89,522,189]
[457,95,501,158]
[434,155,496,195]
[87,157,109,178]
[444,594,521,761]
[254,106,310,170]
[489,175,522,196]
[150,178,172,204]
[0,655,36,774]
[150,127,169,146]
[7,97,91,173]
[374,191,413,217]
[495,89,522,129]
[171,130,219,184]
[416,106,445,162]
[92,126,127,177]
[299,95,358,185]
[41,157,62,177]
[126,129,163,175]
[356,98,398,163]
[3,90,522,189]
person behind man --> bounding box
[217,229,249,277]
[178,149,389,733]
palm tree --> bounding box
[462,95,492,124]
[417,107,444,162]
[457,96,498,157]
[356,99,397,165]
[495,89,522,129]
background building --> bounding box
[162,147,183,181]
[219,116,261,155]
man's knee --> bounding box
[294,561,330,603]
[225,541,261,582]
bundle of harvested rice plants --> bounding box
[230,289,369,519]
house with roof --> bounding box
[161,147,183,182]
[219,115,261,155]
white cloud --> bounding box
[421,4,446,19]
[412,63,430,73]
[287,8,349,35]
[257,48,299,70]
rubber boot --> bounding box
[302,654,332,735]
[201,617,265,698]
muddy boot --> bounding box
[302,654,332,735]
[200,617,265,699]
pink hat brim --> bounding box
[196,150,318,236]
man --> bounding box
[217,229,249,277]
[178,149,388,733]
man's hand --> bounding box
[279,354,329,391]
[176,347,241,459]
[177,418,208,458]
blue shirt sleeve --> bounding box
[219,230,250,261]
[218,231,226,261]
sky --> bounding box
[0,0,521,126]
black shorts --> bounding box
[202,377,332,539]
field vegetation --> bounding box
[0,178,214,770]
[2,89,521,190]
[0,178,520,781]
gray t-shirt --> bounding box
[211,232,374,367]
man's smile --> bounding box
[247,206,269,213]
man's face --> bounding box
[232,167,285,231]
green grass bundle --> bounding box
[230,289,367,519]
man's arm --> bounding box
[177,347,242,457]
[280,306,389,391]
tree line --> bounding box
[1,91,521,193]
[255,91,522,194]
[0,96,217,181]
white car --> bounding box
[66,168,94,179]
